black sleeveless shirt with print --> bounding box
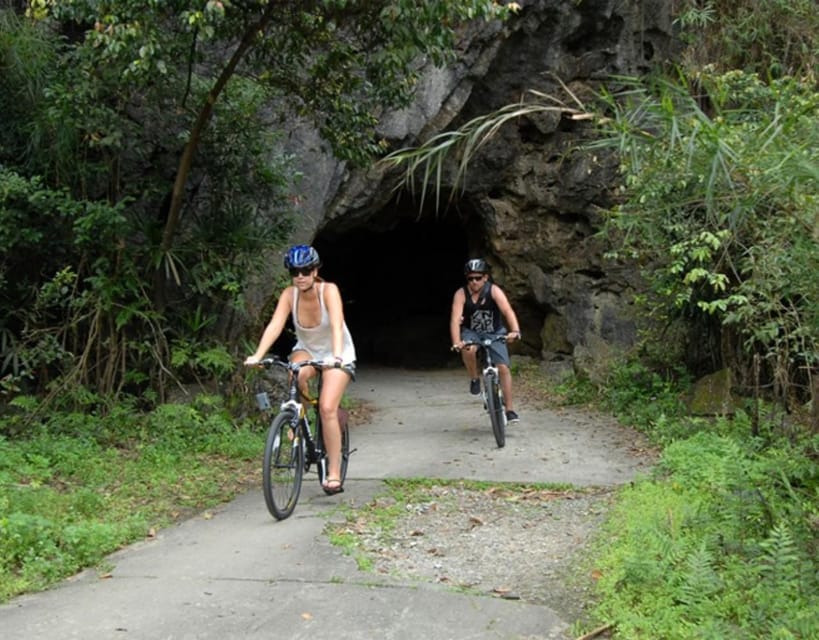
[462,282,505,334]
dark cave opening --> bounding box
[313,198,480,369]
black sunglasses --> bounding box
[466,275,485,282]
[289,267,314,277]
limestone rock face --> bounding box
[275,0,676,371]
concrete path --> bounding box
[0,366,651,640]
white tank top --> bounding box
[291,283,356,363]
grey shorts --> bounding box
[460,329,510,367]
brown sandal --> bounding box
[322,477,344,495]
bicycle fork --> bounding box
[481,367,497,410]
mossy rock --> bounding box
[688,368,741,415]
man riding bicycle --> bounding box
[449,258,522,423]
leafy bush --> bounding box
[0,395,265,602]
[596,70,819,411]
[600,360,690,435]
[590,430,819,638]
[675,0,818,81]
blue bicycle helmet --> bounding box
[464,258,490,275]
[284,245,321,270]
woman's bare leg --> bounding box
[318,368,351,484]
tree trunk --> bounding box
[155,4,278,309]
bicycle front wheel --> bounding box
[484,373,506,448]
[263,411,304,520]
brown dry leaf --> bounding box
[409,529,425,536]
[468,515,485,527]
[301,612,313,621]
[492,586,511,594]
[203,512,213,520]
[591,569,603,581]
[146,527,156,538]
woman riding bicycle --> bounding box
[450,258,521,423]
[245,244,356,494]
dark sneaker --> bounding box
[506,410,520,423]
[469,378,481,396]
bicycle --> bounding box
[456,334,510,448]
[253,356,351,520]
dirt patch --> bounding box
[347,398,376,428]
[339,483,614,629]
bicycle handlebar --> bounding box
[247,356,345,370]
[255,356,330,371]
[453,333,517,352]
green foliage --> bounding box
[0,394,265,602]
[674,0,818,81]
[171,341,235,383]
[595,69,819,407]
[600,360,689,434]
[553,374,600,407]
[589,430,819,639]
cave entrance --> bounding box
[314,196,483,368]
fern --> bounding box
[675,542,721,607]
[758,523,800,583]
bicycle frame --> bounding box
[258,357,326,474]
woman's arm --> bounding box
[323,282,346,361]
[245,287,294,363]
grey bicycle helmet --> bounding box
[464,258,490,275]
[284,244,321,270]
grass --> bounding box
[0,393,265,602]
[550,363,819,639]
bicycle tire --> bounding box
[318,410,351,494]
[262,410,304,520]
[485,373,506,448]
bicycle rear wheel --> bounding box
[484,373,506,448]
[318,409,351,493]
[263,410,304,520]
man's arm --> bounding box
[450,288,466,348]
[491,285,521,339]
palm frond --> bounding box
[380,79,594,213]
